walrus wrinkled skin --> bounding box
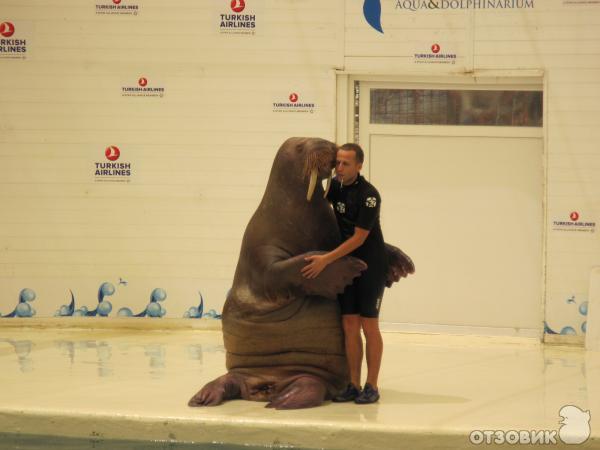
[188,137,415,410]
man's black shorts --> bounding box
[338,261,386,318]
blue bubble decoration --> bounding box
[560,326,576,335]
[151,288,167,303]
[1,288,37,318]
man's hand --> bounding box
[301,254,330,279]
[301,229,369,279]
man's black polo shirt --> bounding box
[326,174,386,265]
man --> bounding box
[301,142,387,404]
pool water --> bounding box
[0,433,310,450]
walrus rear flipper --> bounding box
[264,251,367,300]
[384,243,415,287]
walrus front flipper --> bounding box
[265,375,328,410]
[188,373,244,407]
[384,243,415,288]
[264,251,367,300]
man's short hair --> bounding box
[339,143,364,164]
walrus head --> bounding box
[302,139,337,202]
[282,137,336,202]
[262,137,338,207]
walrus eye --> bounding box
[323,170,333,198]
[306,168,318,201]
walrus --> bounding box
[188,137,414,410]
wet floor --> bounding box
[0,328,599,449]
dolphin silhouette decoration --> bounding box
[363,0,383,33]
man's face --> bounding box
[335,149,362,184]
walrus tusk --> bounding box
[307,168,318,201]
[323,171,332,198]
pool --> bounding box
[0,326,597,450]
[0,433,312,450]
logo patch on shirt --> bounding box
[336,202,346,213]
[365,197,377,208]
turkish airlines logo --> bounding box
[121,77,164,97]
[113,0,121,4]
[552,211,595,233]
[431,43,440,53]
[0,22,15,37]
[273,92,315,113]
[231,0,245,12]
[105,146,121,161]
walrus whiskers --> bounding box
[303,142,336,201]
[323,171,333,198]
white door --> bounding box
[355,81,544,336]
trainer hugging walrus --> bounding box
[188,137,413,410]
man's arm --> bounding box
[250,244,366,301]
[301,227,370,279]
[302,185,381,279]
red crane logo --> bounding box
[105,146,121,161]
[0,22,15,38]
[231,0,245,13]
